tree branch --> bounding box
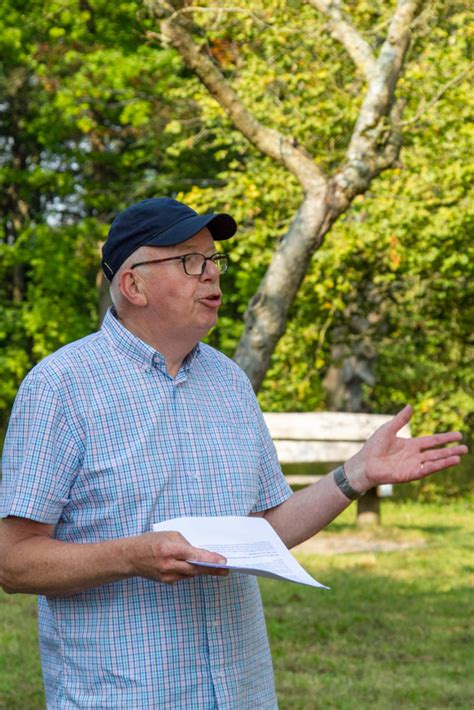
[327,0,424,202]
[350,0,423,143]
[145,0,326,193]
[307,0,377,82]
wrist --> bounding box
[333,465,361,500]
[114,536,140,578]
[342,453,371,496]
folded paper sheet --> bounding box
[153,515,329,589]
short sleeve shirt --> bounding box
[0,309,292,709]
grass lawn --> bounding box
[1,500,473,709]
[263,500,474,709]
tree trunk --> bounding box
[356,488,381,527]
[233,192,334,389]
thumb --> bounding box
[388,404,413,434]
[188,546,227,566]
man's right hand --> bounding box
[127,530,229,584]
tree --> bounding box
[145,0,434,391]
[141,0,473,503]
[1,0,471,478]
[249,0,473,440]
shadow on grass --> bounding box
[320,520,356,533]
[261,564,473,710]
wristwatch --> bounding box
[333,464,363,501]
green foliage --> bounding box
[1,0,472,471]
[0,0,228,429]
[0,220,100,414]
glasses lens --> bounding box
[212,254,228,274]
[182,253,228,275]
[183,253,205,275]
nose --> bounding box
[200,257,220,280]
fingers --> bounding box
[422,444,468,463]
[187,563,230,578]
[163,533,227,565]
[388,404,413,433]
[419,455,462,477]
[159,558,229,585]
[180,545,230,579]
[186,544,230,579]
[415,440,467,479]
[417,431,464,449]
[147,533,229,585]
[186,545,227,566]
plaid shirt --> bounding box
[1,309,292,709]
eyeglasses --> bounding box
[131,252,228,276]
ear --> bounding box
[118,269,149,307]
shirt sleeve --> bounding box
[242,383,292,513]
[0,373,82,524]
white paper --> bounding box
[152,516,329,589]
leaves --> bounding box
[0,0,222,428]
[0,0,472,475]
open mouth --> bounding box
[198,293,222,307]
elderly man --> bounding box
[0,198,467,709]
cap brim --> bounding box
[205,213,238,241]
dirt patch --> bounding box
[294,533,427,556]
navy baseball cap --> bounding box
[102,197,237,281]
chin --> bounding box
[195,317,218,338]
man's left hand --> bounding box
[345,405,469,494]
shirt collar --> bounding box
[101,308,200,374]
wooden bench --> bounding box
[263,412,411,525]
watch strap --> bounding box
[333,464,362,501]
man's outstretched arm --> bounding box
[259,405,468,549]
